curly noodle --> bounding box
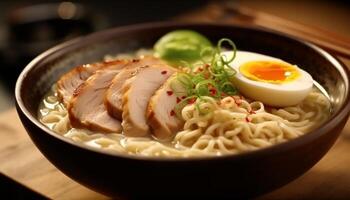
[39,85,330,157]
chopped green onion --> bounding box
[164,36,238,116]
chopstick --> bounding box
[226,4,350,59]
[176,1,350,59]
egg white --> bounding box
[224,51,314,107]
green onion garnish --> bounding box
[170,37,238,118]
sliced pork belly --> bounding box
[57,60,127,106]
[147,74,185,140]
[68,61,129,133]
[122,64,176,137]
[105,57,164,120]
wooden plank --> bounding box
[176,2,350,59]
[0,109,109,199]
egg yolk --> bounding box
[239,61,300,83]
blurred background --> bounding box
[0,0,349,112]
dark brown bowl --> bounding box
[15,22,350,198]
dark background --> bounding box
[0,0,209,108]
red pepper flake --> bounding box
[166,90,173,96]
[181,96,186,99]
[209,88,217,95]
[245,117,251,122]
[176,97,181,103]
[161,70,167,75]
[188,97,196,104]
[232,97,241,106]
[204,64,210,68]
[198,67,204,72]
[170,110,175,116]
[249,110,256,115]
[221,92,227,97]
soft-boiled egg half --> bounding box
[224,51,313,107]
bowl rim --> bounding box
[15,21,350,162]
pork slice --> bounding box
[122,64,176,137]
[57,59,127,106]
[67,61,129,133]
[105,57,164,120]
[147,74,185,140]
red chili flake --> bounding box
[209,88,217,95]
[221,92,227,97]
[170,110,175,116]
[204,64,210,68]
[166,90,173,96]
[188,97,196,104]
[245,117,251,122]
[233,99,241,106]
[198,67,204,72]
[176,97,181,103]
[161,70,167,75]
[181,96,186,99]
[249,110,256,115]
[231,96,241,106]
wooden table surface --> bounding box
[1,2,350,199]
